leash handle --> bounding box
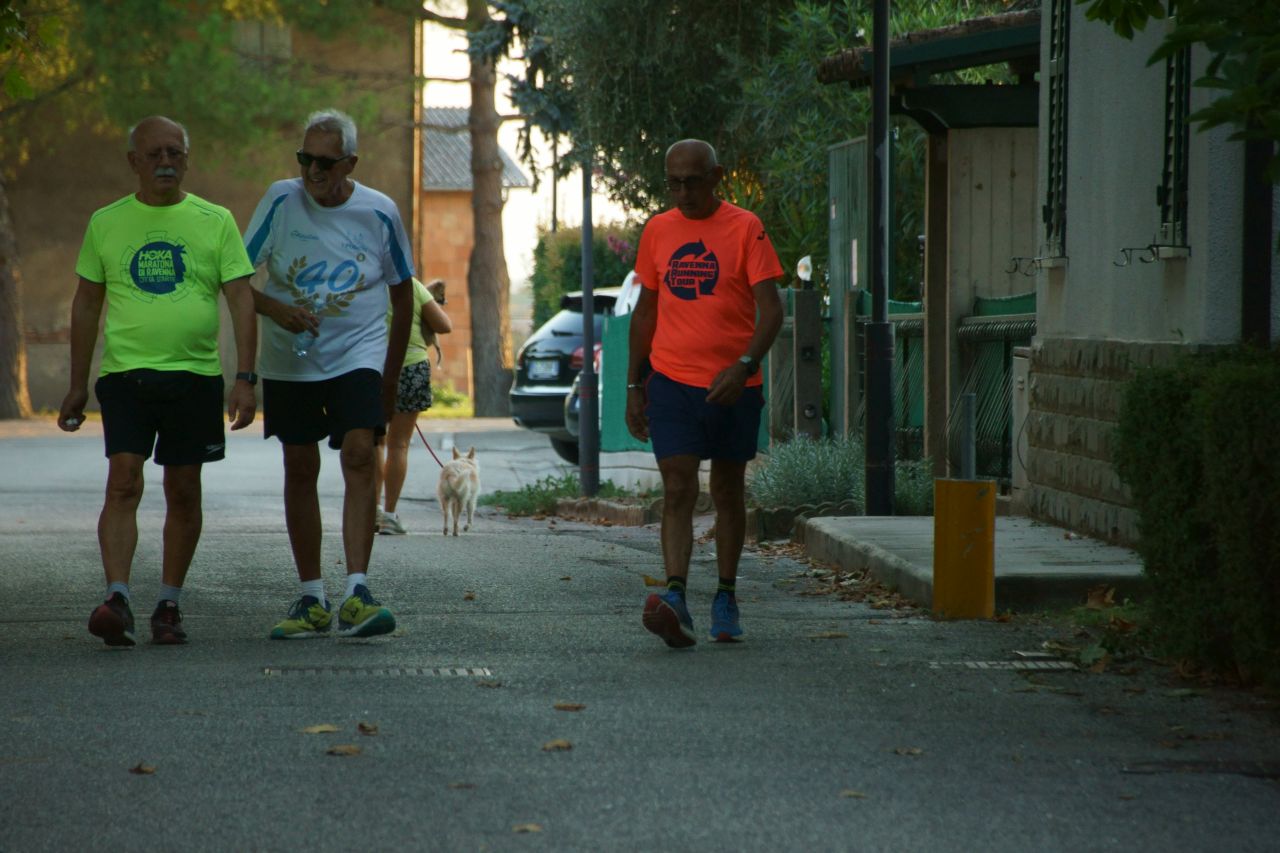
[414,423,445,468]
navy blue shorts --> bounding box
[95,369,225,465]
[263,368,385,450]
[644,371,763,462]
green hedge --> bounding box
[1113,346,1280,683]
[530,226,641,329]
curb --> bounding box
[794,517,934,607]
[554,497,659,526]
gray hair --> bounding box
[666,139,718,169]
[128,117,189,152]
[305,109,358,156]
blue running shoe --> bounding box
[642,590,696,648]
[710,590,743,642]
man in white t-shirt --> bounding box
[243,108,414,640]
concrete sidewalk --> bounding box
[796,515,1145,612]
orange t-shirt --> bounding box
[634,201,783,388]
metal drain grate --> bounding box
[929,660,1077,671]
[263,666,492,678]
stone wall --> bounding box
[1025,336,1210,546]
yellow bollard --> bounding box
[932,478,996,619]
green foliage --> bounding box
[1113,346,1280,683]
[1079,0,1280,182]
[529,225,639,328]
[479,472,629,515]
[747,434,934,515]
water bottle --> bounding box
[291,299,319,358]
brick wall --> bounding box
[1025,337,1210,546]
[418,191,474,397]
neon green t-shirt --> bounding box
[75,193,255,376]
[386,277,436,368]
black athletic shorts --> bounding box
[94,369,225,465]
[644,370,764,462]
[263,368,385,449]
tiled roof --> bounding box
[422,106,531,191]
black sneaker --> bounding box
[150,600,188,645]
[88,592,136,648]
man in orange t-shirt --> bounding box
[626,138,784,649]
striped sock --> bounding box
[717,578,736,595]
[665,576,687,596]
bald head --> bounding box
[128,116,189,152]
[665,139,718,173]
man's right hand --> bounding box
[58,388,88,432]
[625,388,649,442]
[271,300,320,334]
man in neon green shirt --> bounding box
[58,116,258,648]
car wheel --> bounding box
[549,437,579,465]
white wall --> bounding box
[1035,4,1261,346]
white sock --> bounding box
[106,582,130,601]
[157,584,182,606]
[345,573,368,598]
[300,579,325,605]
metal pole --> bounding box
[579,162,599,496]
[959,392,976,481]
[865,0,896,515]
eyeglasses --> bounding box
[141,147,187,162]
[296,150,352,171]
[664,171,713,192]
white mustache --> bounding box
[154,167,177,178]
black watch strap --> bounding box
[235,371,259,385]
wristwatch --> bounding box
[737,355,759,376]
[235,371,259,385]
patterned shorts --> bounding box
[396,360,433,413]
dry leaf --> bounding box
[1086,585,1116,610]
[326,744,362,756]
[893,747,924,756]
[840,789,868,799]
[463,591,476,601]
[357,722,378,736]
[554,702,586,712]
[301,724,340,734]
[448,782,476,790]
[129,762,156,775]
[642,574,665,587]
[512,823,543,834]
[1123,687,1147,695]
[542,739,573,752]
[809,631,848,640]
[560,576,572,581]
[1119,794,1137,801]
[477,680,503,689]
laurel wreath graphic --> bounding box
[284,256,363,315]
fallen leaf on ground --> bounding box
[301,724,340,734]
[542,739,573,752]
[1086,585,1116,609]
[1123,687,1147,695]
[357,722,378,736]
[448,782,476,789]
[512,823,543,833]
[840,790,868,799]
[560,576,572,581]
[642,574,665,587]
[809,631,849,640]
[477,680,502,689]
[129,763,156,775]
[893,747,924,756]
[1164,688,1202,699]
[554,702,586,712]
[326,744,361,756]
[463,592,476,601]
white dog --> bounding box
[437,446,479,536]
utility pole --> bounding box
[865,0,896,514]
[579,161,599,496]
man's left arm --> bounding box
[705,278,784,405]
[382,278,413,422]
[222,277,258,430]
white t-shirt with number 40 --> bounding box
[244,178,415,381]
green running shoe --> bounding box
[269,596,331,640]
[337,584,396,638]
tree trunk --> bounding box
[0,177,33,420]
[467,42,513,416]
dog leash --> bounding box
[414,422,446,469]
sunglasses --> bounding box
[296,150,352,171]
[664,170,713,192]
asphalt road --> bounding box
[1,419,1278,851]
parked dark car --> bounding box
[510,288,618,463]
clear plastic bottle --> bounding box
[291,299,319,358]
